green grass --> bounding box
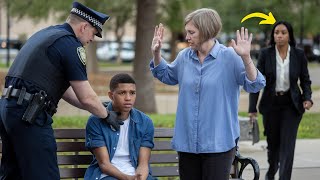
[52,114,176,128]
[308,62,320,68]
[239,112,320,139]
[53,112,320,139]
[98,61,132,67]
[312,85,320,91]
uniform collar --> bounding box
[62,23,76,36]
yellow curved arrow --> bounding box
[241,12,276,25]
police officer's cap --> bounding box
[70,2,110,38]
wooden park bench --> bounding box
[0,128,260,179]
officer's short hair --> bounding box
[110,73,136,91]
[184,8,222,43]
[66,14,87,24]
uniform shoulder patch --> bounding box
[77,47,87,65]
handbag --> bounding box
[250,117,260,145]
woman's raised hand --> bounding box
[230,27,252,59]
[151,23,164,59]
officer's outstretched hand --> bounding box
[102,111,123,131]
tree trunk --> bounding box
[169,31,179,62]
[86,41,98,74]
[133,0,157,113]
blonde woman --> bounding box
[150,8,265,180]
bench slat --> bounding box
[152,166,179,177]
[54,128,174,139]
[57,142,87,152]
[60,168,86,179]
[150,154,178,163]
[57,154,179,165]
[54,129,85,139]
[59,166,180,179]
[153,141,172,151]
[58,155,92,165]
[56,140,173,152]
[154,128,174,137]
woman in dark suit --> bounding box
[249,21,313,180]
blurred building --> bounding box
[0,6,135,41]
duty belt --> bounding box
[1,86,57,116]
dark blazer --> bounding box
[249,46,312,115]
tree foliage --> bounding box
[158,0,320,46]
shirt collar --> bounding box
[190,39,221,60]
[209,39,221,59]
[275,45,291,60]
[62,23,76,36]
[107,102,139,123]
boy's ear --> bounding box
[108,91,113,100]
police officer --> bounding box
[0,2,123,180]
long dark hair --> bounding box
[269,21,296,47]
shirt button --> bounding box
[117,133,119,136]
[113,147,116,150]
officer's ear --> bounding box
[79,22,88,33]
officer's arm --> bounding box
[62,87,85,109]
[92,146,135,179]
[68,80,108,118]
[135,147,151,180]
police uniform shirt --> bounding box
[6,23,87,96]
[47,23,87,81]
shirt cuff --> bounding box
[150,58,167,70]
[86,139,106,149]
[245,68,262,84]
[141,141,154,149]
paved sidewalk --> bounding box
[238,139,320,179]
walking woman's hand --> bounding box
[151,23,164,65]
[303,100,313,110]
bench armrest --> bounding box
[234,153,260,180]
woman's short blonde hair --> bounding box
[184,8,222,43]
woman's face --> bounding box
[185,21,201,50]
[273,24,290,46]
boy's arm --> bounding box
[135,147,151,180]
[92,146,136,180]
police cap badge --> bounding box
[70,2,110,38]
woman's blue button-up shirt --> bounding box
[150,40,265,153]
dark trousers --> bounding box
[178,147,236,180]
[263,94,302,180]
[0,99,59,180]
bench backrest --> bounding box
[0,128,239,179]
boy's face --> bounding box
[108,83,136,115]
